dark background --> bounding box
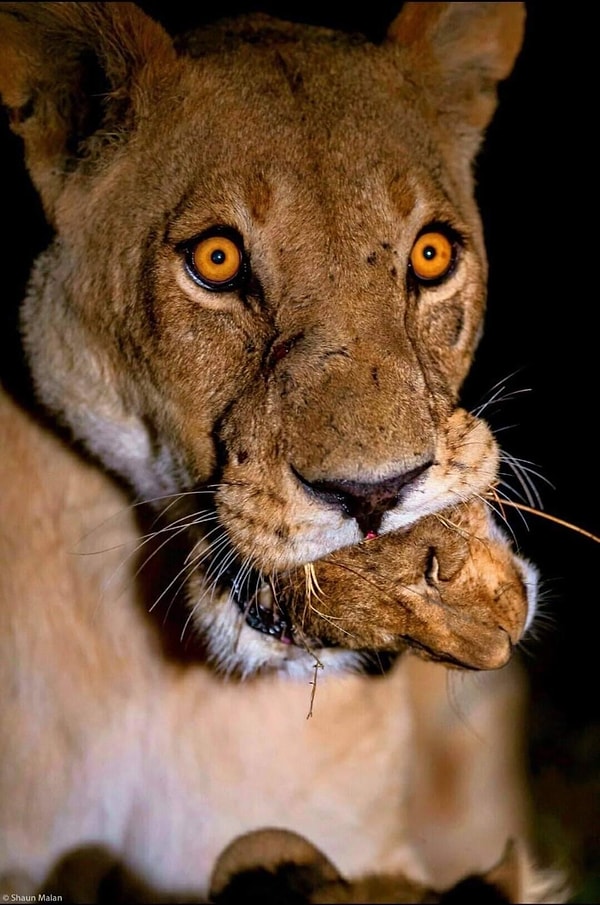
[1,1,597,900]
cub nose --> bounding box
[293,462,432,537]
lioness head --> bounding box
[0,2,531,676]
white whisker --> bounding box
[183,520,223,565]
[470,371,530,419]
[149,532,230,615]
[500,451,553,509]
[205,544,239,591]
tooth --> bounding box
[257,581,274,612]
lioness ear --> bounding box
[0,1,176,222]
[387,1,525,162]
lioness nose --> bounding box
[294,462,432,537]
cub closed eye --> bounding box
[409,229,456,284]
[182,228,246,291]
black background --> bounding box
[1,1,598,900]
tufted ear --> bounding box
[386,2,525,164]
[0,2,176,222]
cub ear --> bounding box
[209,828,342,902]
[0,1,175,222]
[386,1,525,162]
[482,838,522,903]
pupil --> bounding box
[211,249,226,265]
[423,245,437,260]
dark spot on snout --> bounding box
[371,366,379,386]
[367,252,377,265]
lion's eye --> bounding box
[184,229,245,291]
[409,230,455,284]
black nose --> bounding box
[293,462,432,537]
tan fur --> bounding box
[0,2,569,902]
[209,828,568,903]
[280,493,534,671]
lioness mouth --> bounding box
[229,567,294,645]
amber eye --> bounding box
[409,231,455,283]
[185,229,245,291]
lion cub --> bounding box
[19,827,567,904]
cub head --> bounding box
[0,2,528,676]
[209,827,561,904]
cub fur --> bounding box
[23,827,568,904]
[279,495,536,671]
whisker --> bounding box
[131,484,226,507]
[499,450,548,510]
[489,484,532,536]
[96,520,192,606]
[74,507,218,561]
[150,533,230,615]
[187,533,232,581]
[96,506,221,608]
[178,538,248,644]
[302,562,323,627]
[227,555,259,652]
[75,486,226,550]
[485,494,600,544]
[470,369,529,418]
[434,508,506,561]
[206,544,240,591]
[180,586,210,643]
[253,568,266,604]
[307,602,357,637]
[149,508,218,538]
[231,559,253,602]
[183,520,223,565]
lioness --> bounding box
[0,2,568,902]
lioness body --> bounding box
[0,3,567,902]
[0,388,532,896]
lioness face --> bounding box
[1,3,527,675]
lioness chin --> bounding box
[0,2,568,902]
